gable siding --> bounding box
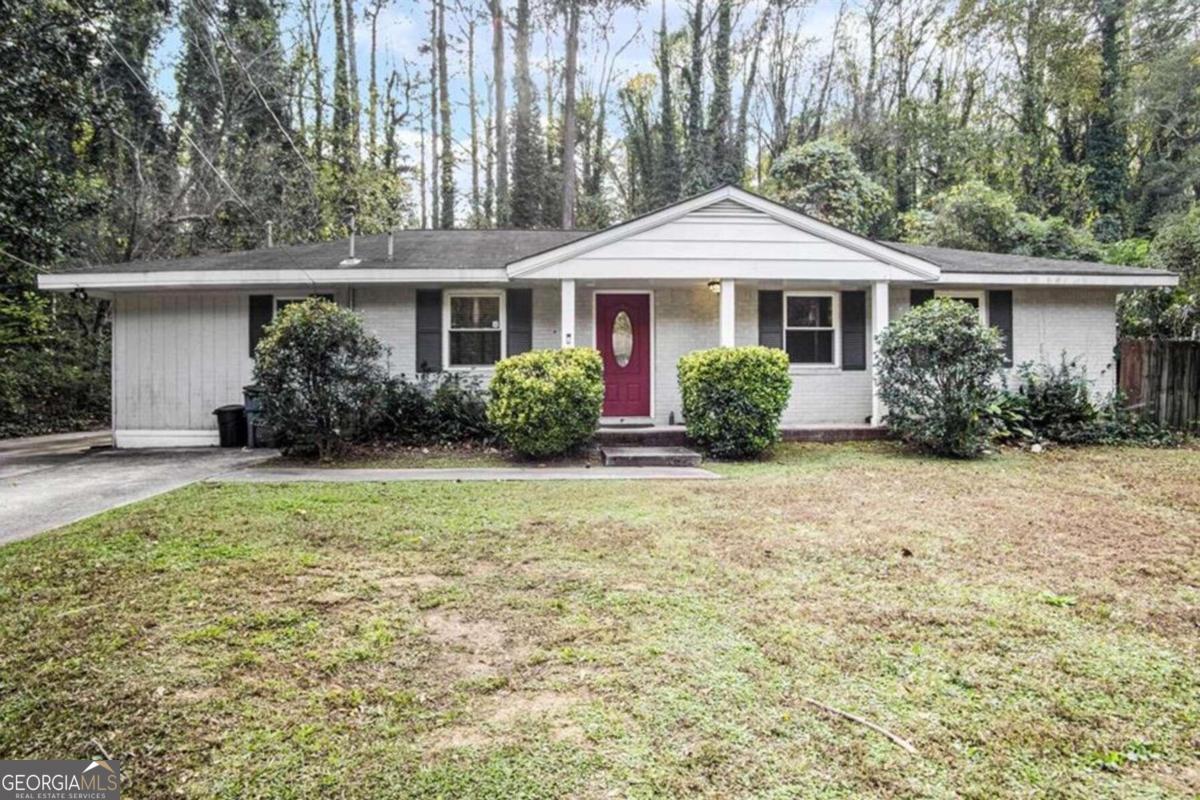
[561,200,884,276]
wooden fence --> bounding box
[1117,339,1200,429]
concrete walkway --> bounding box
[0,438,275,545]
[211,465,721,483]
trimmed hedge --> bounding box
[487,348,604,458]
[678,346,791,459]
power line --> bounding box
[196,0,318,185]
[100,33,260,221]
[0,245,50,274]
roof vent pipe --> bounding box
[387,229,395,261]
[266,220,274,248]
[348,215,356,259]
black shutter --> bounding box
[249,294,273,358]
[507,288,533,356]
[988,290,1014,367]
[910,288,934,307]
[415,289,442,372]
[758,290,783,349]
[841,290,867,371]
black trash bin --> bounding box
[214,404,247,448]
[243,384,273,448]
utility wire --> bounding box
[196,0,318,185]
[101,34,260,221]
[0,245,50,274]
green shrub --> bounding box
[487,348,604,458]
[677,346,791,459]
[375,373,492,445]
[998,356,1183,447]
[1015,356,1099,440]
[876,299,1005,458]
[253,298,388,460]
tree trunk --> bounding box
[467,16,481,224]
[429,3,440,227]
[561,0,580,228]
[683,0,706,193]
[438,0,454,228]
[492,0,508,225]
[367,0,380,158]
[344,0,359,156]
[304,0,325,161]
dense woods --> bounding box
[1,0,1198,435]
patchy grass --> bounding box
[1,442,1198,798]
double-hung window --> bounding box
[445,291,505,367]
[784,292,839,366]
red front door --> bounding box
[596,293,652,418]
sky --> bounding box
[149,0,846,215]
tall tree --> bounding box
[560,0,582,227]
[428,2,440,227]
[491,0,509,224]
[345,0,360,155]
[683,0,709,193]
[331,0,354,174]
[465,9,482,224]
[655,0,681,206]
[437,0,455,228]
[510,0,547,227]
[707,0,737,185]
[301,0,326,160]
[1085,0,1129,239]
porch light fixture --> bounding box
[707,280,721,294]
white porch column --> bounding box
[719,279,736,347]
[560,279,576,348]
[871,281,889,425]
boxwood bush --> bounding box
[876,298,1005,458]
[677,346,791,459]
[487,348,604,458]
[253,298,388,460]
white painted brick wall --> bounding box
[889,287,1119,396]
[355,285,417,375]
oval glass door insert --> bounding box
[611,310,633,367]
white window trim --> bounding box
[935,289,988,325]
[783,290,841,368]
[443,289,506,370]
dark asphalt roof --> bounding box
[51,228,1171,278]
[884,241,1174,277]
[56,230,593,273]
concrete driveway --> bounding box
[0,431,273,545]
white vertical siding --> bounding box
[113,293,251,434]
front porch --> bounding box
[546,277,895,428]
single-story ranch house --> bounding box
[39,186,1178,448]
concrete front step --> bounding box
[600,446,702,468]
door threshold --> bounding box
[599,417,655,428]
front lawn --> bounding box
[1,443,1198,798]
